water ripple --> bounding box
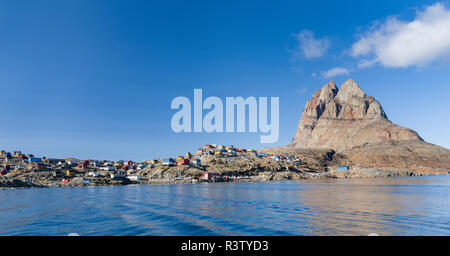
[0,176,449,235]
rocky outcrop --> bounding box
[339,140,450,174]
[291,79,422,152]
[281,78,450,175]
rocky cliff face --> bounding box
[291,79,423,152]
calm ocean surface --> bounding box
[0,176,449,236]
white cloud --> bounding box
[322,67,350,78]
[296,87,308,94]
[351,3,450,68]
[295,30,331,59]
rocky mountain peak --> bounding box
[318,80,338,102]
[335,78,366,103]
[302,80,338,120]
[291,79,422,152]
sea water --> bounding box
[0,176,449,236]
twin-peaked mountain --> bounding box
[262,78,450,175]
[290,79,422,152]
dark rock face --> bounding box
[291,78,422,152]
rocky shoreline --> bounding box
[2,168,447,190]
[1,144,448,190]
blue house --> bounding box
[337,166,349,171]
[162,158,175,166]
[270,155,280,161]
[29,157,43,163]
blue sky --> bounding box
[1,0,449,161]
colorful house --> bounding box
[270,155,280,161]
[201,172,218,180]
[78,160,89,168]
[123,160,133,166]
[177,159,189,165]
[29,157,42,163]
[162,158,175,166]
[337,166,349,171]
[228,149,236,154]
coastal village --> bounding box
[0,144,345,189]
[2,79,449,189]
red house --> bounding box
[78,160,89,168]
[201,172,209,179]
[201,172,218,180]
[177,159,189,165]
